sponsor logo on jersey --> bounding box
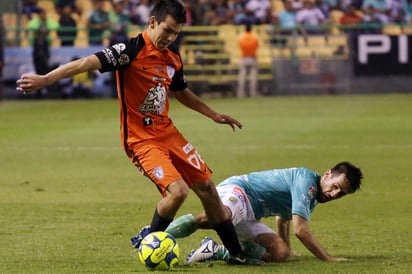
[112,43,126,55]
[139,83,166,114]
[232,186,247,205]
[102,48,117,66]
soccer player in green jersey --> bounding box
[166,161,363,264]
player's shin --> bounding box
[165,214,198,238]
[150,208,173,232]
[213,220,243,258]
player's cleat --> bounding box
[225,252,265,265]
[131,225,151,248]
[225,253,247,265]
[186,237,220,263]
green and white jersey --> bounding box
[218,167,321,221]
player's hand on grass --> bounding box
[16,74,47,94]
[328,256,352,262]
[213,114,243,131]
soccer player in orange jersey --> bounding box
[17,0,248,264]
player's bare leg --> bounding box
[255,233,290,262]
[131,179,188,248]
[156,179,189,221]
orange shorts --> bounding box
[128,131,212,196]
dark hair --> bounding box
[151,0,187,25]
[331,162,363,193]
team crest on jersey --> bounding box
[153,166,164,179]
[139,83,167,114]
[166,66,175,79]
[112,43,126,55]
[118,54,130,66]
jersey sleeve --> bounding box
[169,64,188,92]
[94,41,138,73]
[291,178,316,221]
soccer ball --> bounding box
[138,231,180,270]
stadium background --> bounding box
[1,0,412,98]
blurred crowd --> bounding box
[20,0,412,46]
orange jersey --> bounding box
[238,31,259,57]
[95,30,188,153]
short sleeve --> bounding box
[95,41,139,73]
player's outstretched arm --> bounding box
[292,214,350,262]
[172,88,243,131]
[16,55,102,94]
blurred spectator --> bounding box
[391,8,407,24]
[57,4,77,46]
[296,0,328,41]
[126,0,140,11]
[22,0,42,20]
[108,0,132,98]
[339,3,363,53]
[87,0,111,45]
[172,0,197,51]
[27,8,60,45]
[290,0,303,10]
[56,0,80,14]
[362,6,385,33]
[324,0,341,10]
[228,0,249,25]
[387,0,406,23]
[269,1,297,47]
[237,24,259,98]
[404,0,412,22]
[315,0,331,18]
[244,0,272,24]
[199,0,231,25]
[340,3,363,26]
[362,0,390,23]
[109,0,131,45]
[183,0,198,26]
[131,0,152,26]
[209,0,232,25]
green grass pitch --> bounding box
[1,94,411,273]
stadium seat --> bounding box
[383,24,402,35]
[271,0,285,13]
[329,10,344,34]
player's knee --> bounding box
[263,239,290,262]
[167,180,189,203]
[274,246,290,262]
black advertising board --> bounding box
[353,34,412,76]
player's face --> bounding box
[148,15,183,51]
[317,170,352,203]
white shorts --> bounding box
[217,184,274,242]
